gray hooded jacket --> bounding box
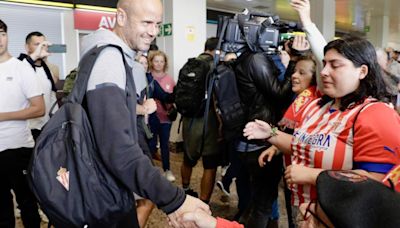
[80,29,185,214]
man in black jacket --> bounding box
[233,23,294,228]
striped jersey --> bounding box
[279,86,319,167]
[290,98,400,206]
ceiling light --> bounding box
[75,4,116,12]
[5,0,73,8]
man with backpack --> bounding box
[176,37,221,204]
[0,19,44,228]
[76,0,209,227]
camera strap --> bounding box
[197,18,229,156]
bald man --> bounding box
[79,0,210,227]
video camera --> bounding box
[217,9,301,54]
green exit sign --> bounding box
[158,23,173,37]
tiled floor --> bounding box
[16,150,288,228]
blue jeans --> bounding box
[148,114,172,171]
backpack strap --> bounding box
[68,44,131,105]
[18,53,57,92]
[194,19,230,157]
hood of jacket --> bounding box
[80,28,136,68]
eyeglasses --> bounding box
[303,201,331,228]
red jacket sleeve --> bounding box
[216,217,244,228]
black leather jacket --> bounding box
[235,50,294,125]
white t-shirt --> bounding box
[0,57,43,152]
[26,64,57,130]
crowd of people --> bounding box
[1,0,399,227]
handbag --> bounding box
[167,105,178,121]
[162,102,178,122]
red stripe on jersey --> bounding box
[332,118,354,169]
[314,150,324,168]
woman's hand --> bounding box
[180,208,217,228]
[243,119,272,140]
[285,165,323,185]
[258,146,279,167]
[290,0,312,27]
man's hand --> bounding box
[291,35,310,52]
[29,41,51,61]
[258,146,279,167]
[279,50,290,68]
[168,195,211,228]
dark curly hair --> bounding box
[319,36,390,111]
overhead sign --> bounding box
[74,10,116,30]
[158,23,173,37]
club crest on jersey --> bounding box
[331,116,344,131]
[293,90,312,114]
[56,167,70,191]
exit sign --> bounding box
[158,23,172,37]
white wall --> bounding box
[158,0,207,81]
[158,0,207,142]
[62,10,80,76]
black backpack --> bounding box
[210,60,246,141]
[28,44,135,228]
[175,54,213,117]
[201,19,246,141]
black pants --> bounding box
[0,148,41,228]
[238,149,283,228]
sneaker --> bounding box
[184,188,199,198]
[221,164,230,177]
[216,180,230,197]
[165,170,176,182]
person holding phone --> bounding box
[18,31,59,141]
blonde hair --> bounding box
[148,50,168,72]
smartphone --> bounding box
[47,44,67,53]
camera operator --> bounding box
[224,12,295,228]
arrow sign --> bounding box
[163,23,172,36]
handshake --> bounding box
[167,195,216,228]
[168,194,241,228]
